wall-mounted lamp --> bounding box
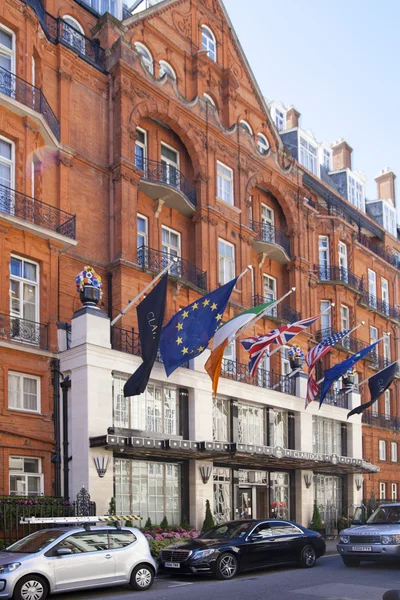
[93,457,109,478]
[199,465,212,484]
[355,476,364,491]
[304,474,313,489]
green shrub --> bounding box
[144,517,153,530]
[201,500,214,533]
[108,497,116,516]
[148,538,175,558]
[124,519,133,527]
[180,515,191,530]
[310,501,323,532]
[160,516,169,529]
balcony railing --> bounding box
[318,390,348,409]
[359,291,400,321]
[0,184,76,239]
[250,221,291,259]
[111,327,189,368]
[0,313,48,350]
[0,67,60,141]
[252,296,300,323]
[314,328,389,367]
[358,233,400,272]
[138,158,197,206]
[362,411,400,431]
[314,264,364,292]
[22,0,106,71]
[220,359,296,396]
[137,246,207,291]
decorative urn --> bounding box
[343,367,356,388]
[288,344,305,370]
[76,266,103,307]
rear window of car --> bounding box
[109,531,137,548]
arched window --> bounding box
[62,16,86,55]
[134,42,154,75]
[257,133,270,155]
[159,60,176,80]
[201,25,216,61]
[204,93,216,108]
[240,120,253,136]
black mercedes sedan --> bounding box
[158,519,326,580]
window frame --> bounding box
[379,440,387,461]
[9,455,43,497]
[257,133,269,155]
[0,23,16,75]
[0,135,15,192]
[201,25,216,62]
[239,120,253,137]
[391,442,398,463]
[384,389,391,421]
[134,42,154,74]
[61,16,86,56]
[381,277,389,315]
[392,482,397,500]
[379,481,386,500]
[135,127,147,170]
[216,160,234,205]
[218,238,235,285]
[159,60,176,80]
[8,371,40,414]
[299,136,317,174]
[9,254,40,324]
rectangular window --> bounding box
[391,442,398,463]
[368,269,377,307]
[384,390,391,420]
[217,161,234,205]
[299,137,317,174]
[348,176,365,212]
[340,305,350,349]
[114,459,180,525]
[161,143,179,187]
[312,416,342,455]
[318,236,330,280]
[162,225,181,277]
[338,241,348,282]
[213,397,230,442]
[218,238,235,284]
[383,334,391,365]
[320,300,331,337]
[268,409,288,448]
[9,256,39,344]
[370,326,378,365]
[213,467,231,523]
[237,402,265,446]
[0,137,14,214]
[263,274,277,316]
[261,204,275,243]
[137,214,148,266]
[275,109,285,132]
[0,25,15,97]
[9,456,43,496]
[8,372,40,413]
[392,483,397,500]
[379,482,386,500]
[381,278,389,315]
[379,440,386,461]
[135,128,147,170]
[323,149,331,170]
[383,204,396,236]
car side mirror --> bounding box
[249,533,264,541]
[57,548,72,556]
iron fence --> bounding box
[314,264,364,292]
[0,66,60,140]
[360,291,400,321]
[252,296,300,323]
[319,390,348,409]
[249,220,291,258]
[0,313,48,350]
[137,246,207,291]
[138,158,197,206]
[220,359,296,396]
[362,411,400,431]
[111,327,189,368]
[0,184,76,239]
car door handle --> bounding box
[105,554,112,559]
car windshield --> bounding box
[199,522,254,540]
[367,506,400,525]
[5,530,65,553]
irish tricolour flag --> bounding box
[205,301,275,396]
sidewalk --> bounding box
[324,537,339,555]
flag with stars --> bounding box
[159,277,238,376]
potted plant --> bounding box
[310,501,324,535]
[76,265,103,307]
[288,344,305,370]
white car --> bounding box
[0,525,157,599]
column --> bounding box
[295,470,314,528]
[189,460,214,531]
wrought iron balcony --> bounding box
[137,246,207,291]
[111,327,189,368]
[250,221,291,264]
[314,328,390,367]
[0,184,76,240]
[136,158,197,216]
[0,313,48,350]
[359,291,400,321]
[318,390,348,409]
[252,295,300,323]
[0,66,60,141]
[220,359,296,396]
[358,233,400,272]
[362,411,400,432]
[314,264,364,292]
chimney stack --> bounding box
[375,168,396,207]
[286,106,301,129]
[331,139,353,171]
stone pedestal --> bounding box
[295,371,308,399]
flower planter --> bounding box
[80,285,101,307]
[76,266,103,307]
[343,374,355,388]
[290,356,304,370]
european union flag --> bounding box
[319,340,380,408]
[347,362,397,418]
[159,278,238,376]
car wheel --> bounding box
[13,575,48,600]
[129,564,155,591]
[215,552,238,580]
[299,544,317,568]
[342,557,360,567]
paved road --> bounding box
[55,555,400,600]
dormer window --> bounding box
[202,25,216,62]
[257,133,269,155]
[383,203,396,236]
[159,60,176,80]
[204,93,216,108]
[348,176,365,212]
[299,137,317,175]
[134,42,154,74]
[240,120,253,136]
[323,149,331,170]
[275,109,285,131]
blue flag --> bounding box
[347,362,398,418]
[159,278,238,376]
[123,274,168,397]
[319,340,380,408]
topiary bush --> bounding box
[144,517,153,530]
[108,497,116,516]
[160,516,169,529]
[310,501,323,532]
[180,515,191,530]
[201,499,215,533]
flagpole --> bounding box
[343,356,399,395]
[110,257,178,327]
[236,264,253,284]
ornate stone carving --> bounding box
[172,9,191,39]
[153,199,165,218]
[57,150,74,168]
[239,231,254,246]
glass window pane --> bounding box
[23,262,37,282]
[0,30,12,50]
[10,258,21,277]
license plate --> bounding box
[351,546,372,552]
[165,562,180,568]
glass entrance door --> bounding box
[269,472,290,520]
[237,488,252,519]
[314,474,342,535]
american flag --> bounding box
[242,314,320,376]
[304,329,351,409]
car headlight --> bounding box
[193,549,216,559]
[382,535,394,545]
[0,563,21,574]
[339,536,350,544]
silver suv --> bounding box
[0,526,157,599]
[338,503,400,566]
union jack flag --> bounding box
[242,314,320,376]
[305,374,320,409]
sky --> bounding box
[223,0,400,223]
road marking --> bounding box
[320,553,339,558]
[168,582,194,588]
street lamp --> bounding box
[199,465,212,484]
[304,474,313,489]
[355,476,364,491]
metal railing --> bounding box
[319,390,348,409]
[359,291,400,321]
[313,328,390,370]
[22,0,106,71]
[314,264,364,292]
[362,411,400,431]
[0,66,60,140]
[111,326,189,368]
[0,313,48,350]
[137,246,207,291]
[220,359,296,396]
[137,158,197,206]
[0,184,76,239]
[358,233,400,272]
[252,296,301,323]
[249,220,291,258]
